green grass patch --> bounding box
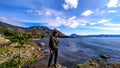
[27,58,37,65]
[0,46,18,53]
[0,47,10,53]
[0,56,23,68]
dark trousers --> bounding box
[48,48,58,67]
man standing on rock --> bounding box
[48,30,60,68]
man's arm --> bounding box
[49,37,56,49]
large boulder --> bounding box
[38,42,46,48]
[0,34,10,45]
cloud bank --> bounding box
[107,0,120,8]
[63,0,79,9]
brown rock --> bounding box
[38,42,46,48]
[100,54,110,59]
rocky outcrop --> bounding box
[100,54,110,60]
[77,58,120,68]
[0,35,10,47]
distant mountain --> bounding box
[25,26,68,37]
[69,33,120,38]
[0,21,67,37]
[25,26,52,35]
[0,21,23,30]
[69,34,80,38]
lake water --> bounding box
[35,37,120,67]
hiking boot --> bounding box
[53,64,57,68]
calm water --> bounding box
[35,37,120,65]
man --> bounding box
[48,30,60,68]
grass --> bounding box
[0,46,18,53]
[0,56,21,68]
[27,58,37,64]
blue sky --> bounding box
[0,0,120,35]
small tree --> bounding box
[12,32,27,68]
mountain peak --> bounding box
[0,21,67,38]
[70,33,80,38]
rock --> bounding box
[31,47,34,50]
[100,54,110,59]
[4,53,7,56]
[38,48,41,51]
[0,38,10,46]
[38,42,46,48]
[13,52,16,55]
[5,39,10,43]
[10,43,18,47]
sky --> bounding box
[0,0,120,35]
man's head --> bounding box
[52,30,59,37]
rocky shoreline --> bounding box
[33,38,120,68]
[0,36,45,68]
[77,58,120,68]
[29,42,67,68]
[0,36,66,68]
[1,36,120,68]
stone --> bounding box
[38,48,41,51]
[38,42,46,48]
[13,52,16,55]
[31,47,34,50]
[10,42,18,47]
[4,53,7,56]
[0,38,10,46]
[100,54,110,59]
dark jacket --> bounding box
[49,36,59,49]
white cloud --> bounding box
[108,10,118,13]
[0,16,25,27]
[27,9,62,17]
[81,10,93,16]
[89,19,110,25]
[89,22,120,31]
[97,19,110,24]
[62,0,79,9]
[107,0,120,8]
[46,16,87,28]
[45,11,52,16]
[66,16,79,28]
[90,22,96,25]
[46,16,111,28]
[35,10,52,16]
